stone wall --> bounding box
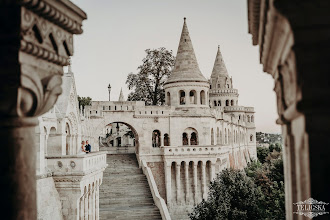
[148,162,166,202]
[37,177,62,220]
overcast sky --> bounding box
[69,0,281,133]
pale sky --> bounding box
[69,0,281,133]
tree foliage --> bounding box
[126,47,175,105]
[189,169,263,220]
[190,145,285,220]
[78,96,92,109]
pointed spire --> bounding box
[68,58,73,73]
[118,88,125,101]
[166,18,207,84]
[211,45,228,78]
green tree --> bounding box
[257,146,270,163]
[269,144,275,152]
[274,143,282,152]
[189,169,263,220]
[126,47,175,105]
[78,96,92,109]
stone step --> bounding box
[99,154,161,219]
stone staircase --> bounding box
[99,154,162,220]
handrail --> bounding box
[141,160,171,220]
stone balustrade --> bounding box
[46,151,107,176]
[209,88,238,94]
[162,145,230,156]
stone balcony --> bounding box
[46,151,107,176]
[162,145,230,156]
[46,152,108,220]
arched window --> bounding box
[214,100,217,107]
[152,130,161,147]
[217,84,220,88]
[226,100,229,106]
[191,132,198,145]
[231,100,234,106]
[251,115,254,122]
[217,127,220,144]
[250,135,253,142]
[47,127,58,156]
[179,90,186,105]
[189,90,197,104]
[247,115,250,122]
[182,133,188,145]
[200,90,205,105]
[167,92,171,105]
[218,100,221,106]
[226,84,229,88]
[164,133,170,146]
[65,123,71,155]
[225,128,227,144]
[211,128,214,145]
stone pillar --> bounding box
[184,161,189,203]
[84,193,88,220]
[185,91,189,105]
[188,133,191,146]
[248,1,330,218]
[201,161,207,200]
[80,196,84,220]
[92,186,96,220]
[210,161,216,181]
[95,184,99,220]
[88,190,92,219]
[175,162,181,203]
[196,91,201,106]
[193,162,198,204]
[0,1,86,217]
[165,162,172,205]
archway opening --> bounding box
[99,122,139,154]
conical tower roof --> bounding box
[166,18,207,84]
[118,88,125,101]
[211,46,228,78]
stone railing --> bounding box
[162,145,230,156]
[224,106,246,112]
[209,88,238,94]
[46,151,107,176]
[141,160,171,220]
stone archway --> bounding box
[96,120,140,155]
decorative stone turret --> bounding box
[118,88,125,101]
[164,18,209,107]
[209,46,239,107]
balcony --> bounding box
[162,145,230,156]
[46,151,107,176]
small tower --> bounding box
[164,18,209,107]
[118,88,125,101]
[209,46,239,107]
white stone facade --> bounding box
[84,19,257,219]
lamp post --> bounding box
[108,84,111,101]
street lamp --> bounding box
[108,83,111,101]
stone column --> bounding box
[201,161,207,200]
[175,162,181,203]
[210,161,216,181]
[248,1,330,218]
[88,191,92,219]
[188,133,191,146]
[84,193,88,220]
[165,162,172,205]
[184,161,189,203]
[80,196,84,220]
[193,162,198,204]
[95,184,100,220]
[0,1,86,217]
[92,187,96,220]
[185,91,189,105]
[196,91,201,106]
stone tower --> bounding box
[209,46,239,107]
[164,18,209,107]
[118,88,125,101]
